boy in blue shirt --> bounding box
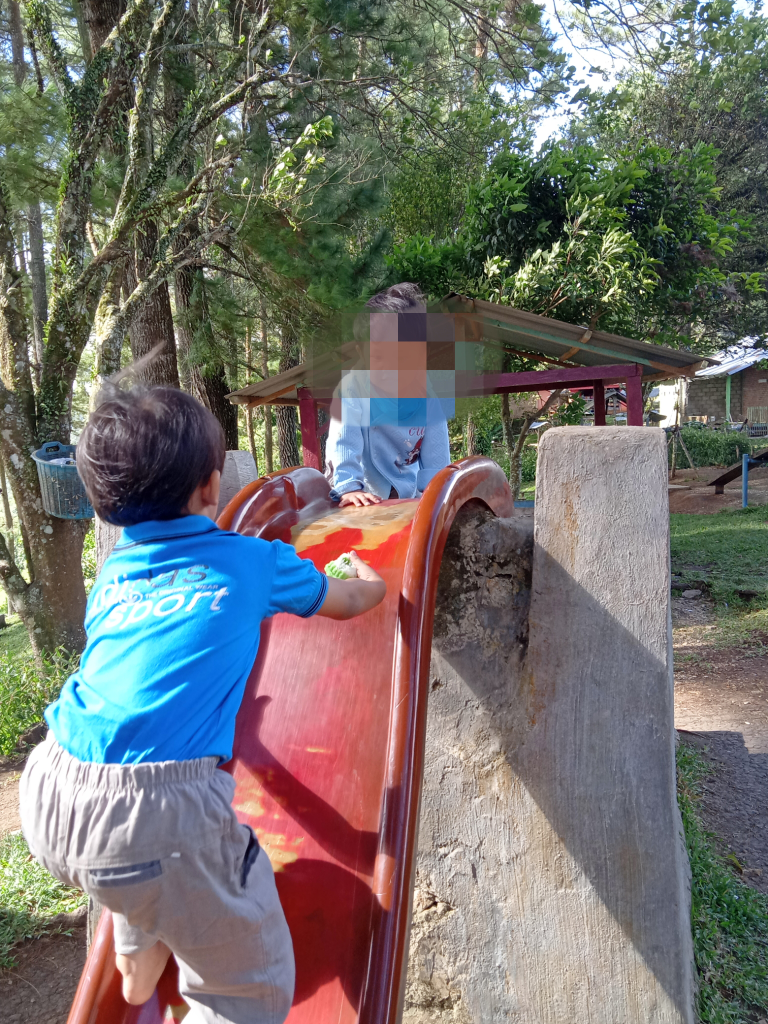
[20,385,385,1024]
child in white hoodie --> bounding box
[326,284,452,507]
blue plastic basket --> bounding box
[32,441,94,520]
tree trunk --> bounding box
[71,0,93,63]
[173,266,238,446]
[125,221,180,388]
[243,323,259,474]
[0,177,88,657]
[27,202,47,379]
[8,1,26,84]
[466,413,478,456]
[174,266,207,397]
[261,302,273,472]
[276,322,301,468]
[82,0,126,52]
[202,367,239,449]
[9,3,48,387]
[508,390,562,500]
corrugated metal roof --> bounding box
[696,346,767,378]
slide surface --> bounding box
[66,457,513,1024]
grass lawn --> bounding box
[670,504,768,653]
[671,504,768,1019]
[678,744,768,1022]
[0,832,87,968]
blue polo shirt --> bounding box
[45,516,328,765]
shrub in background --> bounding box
[670,428,756,468]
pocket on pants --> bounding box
[240,828,261,889]
[89,860,163,888]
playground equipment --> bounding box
[66,431,694,1024]
[708,447,768,500]
[66,456,514,1024]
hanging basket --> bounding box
[32,442,94,520]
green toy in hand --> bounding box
[325,552,359,579]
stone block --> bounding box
[217,449,259,516]
[405,426,694,1023]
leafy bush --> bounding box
[669,428,756,468]
[521,443,538,482]
[0,648,75,756]
[0,833,87,967]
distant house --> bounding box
[658,345,768,429]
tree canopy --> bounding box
[0,0,764,655]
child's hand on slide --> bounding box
[346,551,381,583]
[338,490,382,507]
[319,552,386,619]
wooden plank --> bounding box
[593,380,606,426]
[462,363,643,396]
[297,388,321,471]
[709,447,768,493]
[626,373,644,426]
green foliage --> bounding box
[669,503,768,604]
[574,1,768,342]
[677,741,768,1022]
[550,393,586,426]
[388,138,757,349]
[669,428,756,468]
[480,193,660,334]
[0,81,65,208]
[388,234,466,300]
[0,832,87,968]
[0,647,74,756]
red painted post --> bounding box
[297,387,321,470]
[626,370,644,426]
[593,381,606,426]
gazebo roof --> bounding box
[227,295,715,407]
[438,294,713,380]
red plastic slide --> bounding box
[66,457,513,1024]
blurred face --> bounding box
[368,311,427,398]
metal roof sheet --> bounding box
[696,347,767,377]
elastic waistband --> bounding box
[40,734,219,791]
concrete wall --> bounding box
[686,373,742,421]
[405,428,694,1023]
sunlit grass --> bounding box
[0,832,87,968]
[670,505,768,608]
[677,742,768,1022]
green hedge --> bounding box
[669,428,758,469]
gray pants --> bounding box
[20,734,295,1024]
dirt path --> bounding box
[2,926,87,1024]
[673,595,768,893]
[668,464,768,513]
[0,759,23,836]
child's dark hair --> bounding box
[77,385,226,526]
